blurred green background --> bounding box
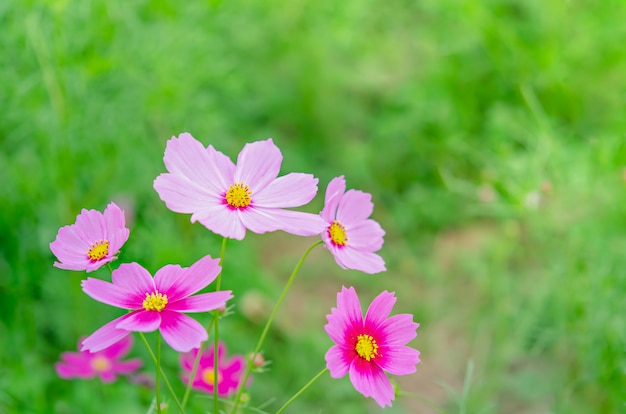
[1,0,625,413]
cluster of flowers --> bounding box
[50,134,421,410]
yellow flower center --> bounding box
[91,355,112,372]
[201,367,222,386]
[225,182,252,209]
[143,290,168,312]
[87,240,109,261]
[328,221,348,246]
[355,334,379,362]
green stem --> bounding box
[138,332,185,413]
[230,240,323,414]
[155,333,162,414]
[275,368,328,414]
[182,317,217,409]
[214,236,227,414]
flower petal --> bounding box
[376,345,420,375]
[180,348,200,372]
[325,345,352,378]
[364,290,396,331]
[191,205,247,240]
[159,311,208,352]
[110,359,143,375]
[331,246,386,274]
[116,310,161,332]
[55,353,94,379]
[103,202,130,254]
[253,173,319,208]
[75,208,107,241]
[346,219,385,252]
[349,359,395,407]
[378,314,419,346]
[320,176,346,222]
[154,255,221,302]
[336,189,374,227]
[240,207,327,237]
[163,133,232,194]
[167,291,233,313]
[325,287,363,345]
[111,262,157,305]
[101,334,134,359]
[82,277,142,309]
[81,316,132,353]
[234,139,282,192]
[154,173,221,214]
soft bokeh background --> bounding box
[2,1,625,413]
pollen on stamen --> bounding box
[143,290,168,312]
[328,221,348,246]
[355,334,379,362]
[87,240,110,262]
[225,182,252,209]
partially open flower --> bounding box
[320,176,386,274]
[50,202,130,272]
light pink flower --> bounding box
[180,341,246,396]
[81,255,232,353]
[320,176,386,274]
[50,202,130,272]
[325,286,420,408]
[153,133,326,240]
[55,335,142,382]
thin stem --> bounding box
[216,236,227,291]
[182,317,217,409]
[214,236,227,414]
[155,333,162,414]
[230,240,323,414]
[213,310,220,414]
[275,368,328,414]
[106,263,114,274]
[138,333,185,413]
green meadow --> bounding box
[1,1,625,413]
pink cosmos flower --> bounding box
[80,255,232,353]
[153,133,327,240]
[50,202,130,272]
[180,341,246,396]
[56,335,142,382]
[320,176,386,274]
[324,286,421,408]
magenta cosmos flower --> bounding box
[81,255,232,353]
[180,341,246,396]
[50,202,130,272]
[325,286,420,408]
[56,335,142,382]
[153,133,326,240]
[321,176,386,274]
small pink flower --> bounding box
[320,176,386,274]
[50,202,130,272]
[153,133,327,240]
[324,286,420,408]
[55,335,142,382]
[80,255,232,353]
[180,341,246,396]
